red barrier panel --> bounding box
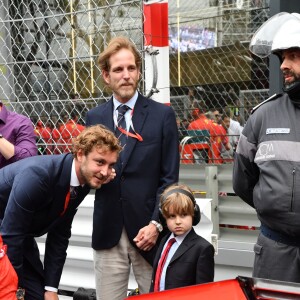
[125,279,247,300]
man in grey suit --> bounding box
[86,36,180,299]
[0,125,121,300]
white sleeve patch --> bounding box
[266,128,290,134]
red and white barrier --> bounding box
[143,0,170,105]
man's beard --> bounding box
[282,71,300,103]
[79,167,106,190]
[283,71,300,89]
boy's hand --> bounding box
[133,224,159,251]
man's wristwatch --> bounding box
[150,220,163,233]
[16,288,25,300]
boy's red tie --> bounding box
[154,238,176,292]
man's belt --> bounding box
[261,224,300,247]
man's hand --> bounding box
[44,291,59,300]
[133,223,159,251]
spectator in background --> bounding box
[205,111,215,122]
[0,101,37,168]
[219,112,234,162]
[35,121,52,155]
[86,36,179,299]
[188,102,212,132]
[34,120,43,135]
[188,106,231,164]
[212,109,222,125]
[191,99,205,119]
[181,118,190,130]
[62,114,68,124]
[188,104,214,162]
[59,111,85,153]
[177,117,189,141]
[210,113,231,164]
[48,119,62,154]
[0,101,37,299]
[223,107,243,152]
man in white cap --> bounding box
[233,12,300,283]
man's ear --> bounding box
[76,148,84,162]
[102,70,110,85]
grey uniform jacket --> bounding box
[233,93,300,237]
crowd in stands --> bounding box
[30,92,243,165]
[178,98,243,164]
[33,111,85,155]
[32,100,243,165]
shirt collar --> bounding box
[113,91,138,111]
[70,159,81,187]
[170,229,191,246]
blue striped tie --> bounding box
[116,105,130,160]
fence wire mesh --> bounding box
[0,0,270,163]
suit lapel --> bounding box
[100,99,115,131]
[121,94,148,170]
[169,229,198,263]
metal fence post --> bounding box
[205,165,219,236]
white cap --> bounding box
[249,12,300,58]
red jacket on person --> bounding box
[59,120,85,152]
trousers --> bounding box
[93,228,152,300]
[253,232,300,283]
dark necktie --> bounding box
[154,238,176,292]
[70,185,81,199]
[116,105,130,159]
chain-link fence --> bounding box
[0,0,270,163]
[169,0,270,164]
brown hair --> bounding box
[98,36,141,73]
[160,184,195,219]
[72,125,122,157]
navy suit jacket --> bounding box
[149,228,215,292]
[0,153,90,288]
[86,93,179,264]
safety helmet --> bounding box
[249,12,300,58]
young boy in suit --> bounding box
[150,184,215,292]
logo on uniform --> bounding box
[255,142,275,161]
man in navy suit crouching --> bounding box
[0,124,121,300]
